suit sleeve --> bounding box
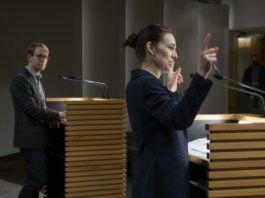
[168,89,182,103]
[259,69,265,91]
[242,67,251,86]
[142,73,212,130]
[10,74,60,121]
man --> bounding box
[10,43,66,198]
[242,54,265,114]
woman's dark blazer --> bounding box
[126,69,212,198]
[10,68,59,149]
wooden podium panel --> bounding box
[45,98,127,198]
[189,114,265,198]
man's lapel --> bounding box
[23,68,45,107]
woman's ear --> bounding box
[146,42,154,56]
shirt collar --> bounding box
[26,66,42,79]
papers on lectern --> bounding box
[188,138,209,160]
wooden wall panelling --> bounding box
[0,152,25,179]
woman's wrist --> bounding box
[167,85,177,92]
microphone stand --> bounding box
[59,75,106,99]
[213,74,265,95]
[214,81,265,117]
[190,74,265,117]
[69,76,110,99]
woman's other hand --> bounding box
[167,67,183,92]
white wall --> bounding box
[1,0,126,156]
[82,0,125,99]
[222,0,265,30]
[221,0,235,29]
[234,0,265,29]
[125,0,164,84]
[165,0,229,114]
[0,0,83,156]
[124,0,229,133]
[198,3,229,113]
[164,0,199,94]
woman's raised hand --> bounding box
[197,34,219,79]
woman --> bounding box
[122,24,218,198]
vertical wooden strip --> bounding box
[228,31,240,113]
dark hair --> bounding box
[121,24,172,61]
[26,43,49,56]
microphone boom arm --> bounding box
[214,81,265,117]
[213,72,265,95]
[69,76,110,99]
[190,73,265,117]
[59,75,107,99]
[81,79,109,99]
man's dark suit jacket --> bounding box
[126,70,212,198]
[10,68,59,149]
[242,65,265,93]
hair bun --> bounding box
[127,33,138,48]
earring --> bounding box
[150,55,154,64]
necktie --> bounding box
[36,74,46,107]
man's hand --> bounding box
[49,120,61,128]
[49,111,66,128]
[60,111,66,119]
[252,82,259,88]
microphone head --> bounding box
[190,73,195,79]
[213,74,224,80]
[59,75,67,80]
[69,76,76,79]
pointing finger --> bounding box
[201,34,211,52]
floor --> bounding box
[0,177,43,198]
[0,176,132,198]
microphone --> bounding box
[59,75,108,99]
[190,74,265,117]
[69,76,110,99]
[212,65,265,95]
[213,74,265,95]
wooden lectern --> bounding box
[45,98,127,198]
[189,114,265,198]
